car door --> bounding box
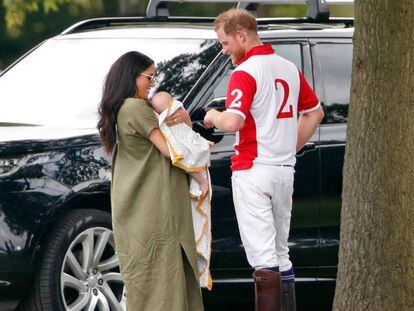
[185,40,321,282]
[311,38,353,280]
[186,56,249,279]
[271,41,321,280]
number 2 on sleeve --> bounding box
[229,89,243,108]
[275,79,293,119]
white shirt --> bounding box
[225,44,320,170]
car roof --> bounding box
[260,27,353,39]
[55,23,354,40]
[59,25,218,40]
[57,19,353,41]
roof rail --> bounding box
[60,0,353,34]
[62,17,146,34]
[61,16,216,35]
[146,0,353,20]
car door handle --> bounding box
[213,128,233,136]
[297,142,316,156]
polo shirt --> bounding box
[225,44,320,171]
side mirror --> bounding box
[204,97,226,112]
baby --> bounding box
[152,92,214,289]
[151,91,210,198]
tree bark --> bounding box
[333,1,414,310]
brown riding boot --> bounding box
[252,269,282,311]
[281,282,296,311]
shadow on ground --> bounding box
[205,302,332,311]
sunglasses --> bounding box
[140,72,157,82]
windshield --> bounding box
[0,37,220,127]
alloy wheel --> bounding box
[60,227,125,311]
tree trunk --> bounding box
[333,1,414,310]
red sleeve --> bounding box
[225,70,256,119]
[298,70,319,113]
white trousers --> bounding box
[231,163,294,272]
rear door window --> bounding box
[272,43,302,71]
[312,43,353,124]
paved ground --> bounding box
[0,301,19,311]
[205,302,331,310]
[2,301,329,310]
[5,292,331,311]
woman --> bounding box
[97,51,203,311]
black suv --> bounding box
[0,0,353,310]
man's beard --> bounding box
[230,48,245,64]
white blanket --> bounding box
[159,99,213,290]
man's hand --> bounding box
[297,106,324,151]
[204,109,244,133]
[204,109,221,128]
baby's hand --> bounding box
[207,140,215,146]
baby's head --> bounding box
[151,91,173,114]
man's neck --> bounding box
[244,38,263,54]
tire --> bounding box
[18,209,125,311]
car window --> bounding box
[212,68,232,100]
[314,43,352,124]
[210,43,303,100]
[272,43,302,71]
[0,38,219,127]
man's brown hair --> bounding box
[214,8,258,35]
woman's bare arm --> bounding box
[148,128,170,158]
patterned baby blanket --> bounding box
[159,99,213,290]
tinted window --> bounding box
[209,44,302,100]
[272,44,302,71]
[315,43,352,124]
[0,38,219,127]
[212,68,232,100]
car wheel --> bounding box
[19,209,125,311]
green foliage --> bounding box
[168,3,306,17]
[0,0,107,69]
[2,0,105,36]
[3,0,65,35]
[169,2,234,16]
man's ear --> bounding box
[235,30,246,43]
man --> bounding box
[204,8,324,311]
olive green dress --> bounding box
[110,98,203,311]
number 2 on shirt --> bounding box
[275,79,293,119]
[229,89,243,108]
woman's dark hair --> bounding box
[97,51,154,154]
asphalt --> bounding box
[0,301,19,311]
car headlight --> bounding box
[0,157,22,175]
[0,153,65,177]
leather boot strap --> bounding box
[253,269,282,311]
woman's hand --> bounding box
[164,108,192,127]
